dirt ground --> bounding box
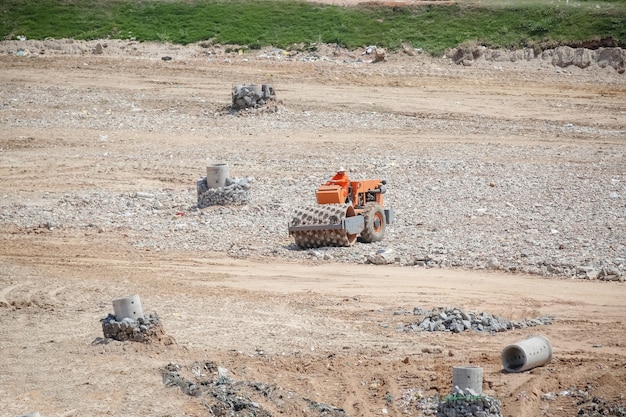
[1,34,626,417]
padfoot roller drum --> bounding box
[288,204,363,248]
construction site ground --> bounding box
[1,35,625,417]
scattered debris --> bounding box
[366,248,396,265]
[396,388,440,415]
[403,306,553,333]
[363,45,387,63]
[159,361,347,417]
[543,387,626,417]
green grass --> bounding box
[1,0,625,56]
[444,393,485,402]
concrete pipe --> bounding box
[112,295,144,321]
[206,163,230,189]
[501,335,552,373]
[452,366,483,395]
[19,413,40,417]
[246,84,262,95]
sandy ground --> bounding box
[1,37,626,417]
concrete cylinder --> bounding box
[19,413,41,417]
[501,335,552,373]
[206,163,229,189]
[452,366,483,395]
[112,295,144,321]
[246,84,262,95]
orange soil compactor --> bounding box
[288,178,394,248]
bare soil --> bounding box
[1,37,625,417]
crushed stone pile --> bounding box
[400,306,553,333]
[101,313,174,344]
[160,361,347,417]
[396,388,440,415]
[542,387,626,417]
[197,177,252,208]
[231,83,276,110]
[578,399,626,417]
[437,389,502,417]
[450,44,625,73]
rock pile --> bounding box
[197,176,252,208]
[403,306,553,333]
[366,248,397,265]
[578,399,626,417]
[437,389,502,417]
[101,313,174,344]
[542,387,626,417]
[363,45,387,63]
[160,361,347,417]
[396,389,440,415]
[231,84,275,110]
[450,44,625,72]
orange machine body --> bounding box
[316,179,386,210]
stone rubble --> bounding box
[450,44,625,72]
[401,306,553,333]
[101,313,174,344]
[1,39,623,72]
[542,387,626,417]
[231,83,276,110]
[396,388,441,415]
[364,45,387,63]
[160,361,347,417]
[197,176,252,208]
[437,388,502,417]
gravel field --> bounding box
[1,38,626,417]
[2,126,625,280]
[1,39,624,280]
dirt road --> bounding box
[1,39,625,417]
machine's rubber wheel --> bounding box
[359,203,386,243]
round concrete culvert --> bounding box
[112,294,144,321]
[452,366,483,394]
[206,163,229,189]
[501,335,552,373]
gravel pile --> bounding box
[396,389,440,415]
[101,313,173,344]
[231,83,276,110]
[197,177,252,208]
[542,387,626,417]
[578,399,626,417]
[437,391,502,417]
[401,306,553,333]
[160,361,347,417]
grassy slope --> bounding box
[0,0,625,55]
